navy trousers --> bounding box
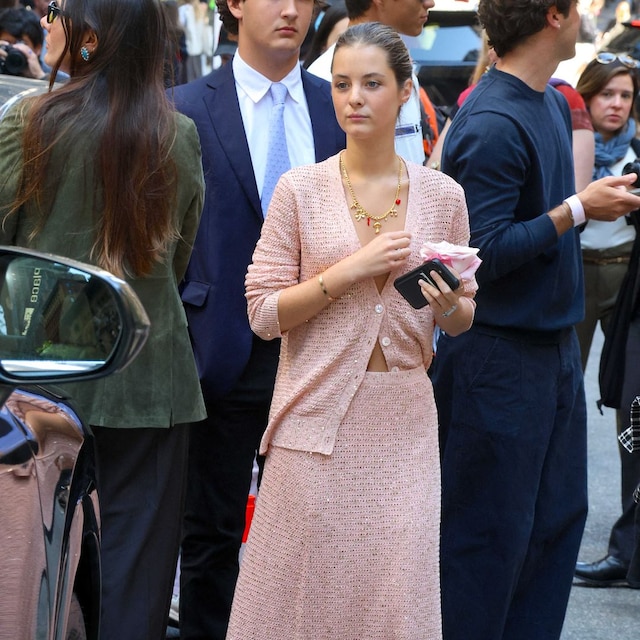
[431,326,588,640]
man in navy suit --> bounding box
[169,0,345,636]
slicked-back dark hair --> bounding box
[332,21,412,87]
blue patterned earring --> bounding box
[80,46,90,62]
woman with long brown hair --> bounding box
[0,1,206,637]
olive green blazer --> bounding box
[0,103,206,428]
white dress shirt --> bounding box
[232,54,316,200]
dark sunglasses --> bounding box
[595,52,640,69]
[46,1,68,24]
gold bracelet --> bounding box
[318,274,335,302]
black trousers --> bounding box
[609,319,640,565]
[179,336,278,640]
[92,424,189,640]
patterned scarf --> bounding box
[593,118,637,180]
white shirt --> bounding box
[232,54,316,200]
[307,43,426,165]
[580,146,637,251]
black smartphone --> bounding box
[393,259,460,309]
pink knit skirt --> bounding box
[227,367,442,640]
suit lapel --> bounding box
[204,64,263,220]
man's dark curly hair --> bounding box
[218,0,323,36]
[478,0,575,58]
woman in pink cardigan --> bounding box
[228,22,477,640]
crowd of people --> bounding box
[1,0,640,639]
[0,1,48,78]
[573,52,640,588]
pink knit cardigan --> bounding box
[245,153,476,455]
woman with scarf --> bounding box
[575,55,639,371]
[572,54,640,588]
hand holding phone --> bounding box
[393,259,460,309]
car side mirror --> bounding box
[0,246,150,385]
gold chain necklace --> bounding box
[340,152,403,234]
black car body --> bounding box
[0,247,150,639]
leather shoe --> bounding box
[574,555,628,586]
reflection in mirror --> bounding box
[0,255,122,375]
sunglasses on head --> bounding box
[46,1,68,24]
[595,52,640,69]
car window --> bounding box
[407,25,480,62]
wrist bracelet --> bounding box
[460,296,476,332]
[318,274,335,302]
[563,195,586,227]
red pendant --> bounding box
[367,218,371,226]
[395,199,401,205]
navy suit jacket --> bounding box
[170,62,345,399]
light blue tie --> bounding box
[261,82,290,217]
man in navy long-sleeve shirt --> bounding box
[431,2,640,639]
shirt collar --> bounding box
[232,53,305,105]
